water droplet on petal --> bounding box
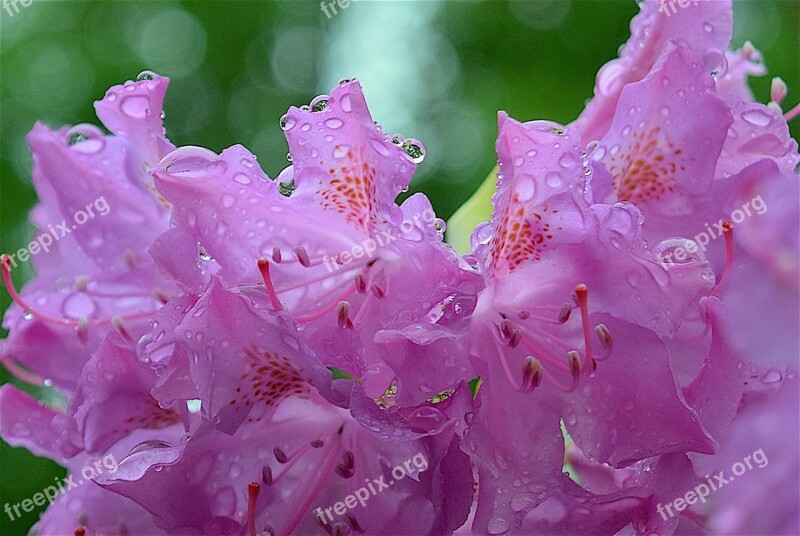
[762,368,783,384]
[401,139,425,164]
[129,440,174,455]
[591,146,606,161]
[340,94,352,112]
[280,114,296,131]
[68,132,89,145]
[517,176,536,201]
[121,96,150,118]
[545,173,563,188]
[487,517,510,535]
[136,70,160,81]
[311,95,329,112]
[741,109,773,127]
[473,222,494,248]
[278,179,295,197]
[558,153,576,169]
[626,272,641,288]
[370,138,390,156]
[703,22,714,33]
[233,173,251,185]
[324,118,344,129]
[221,194,236,208]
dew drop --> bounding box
[67,132,89,145]
[221,194,236,208]
[401,139,425,164]
[762,368,783,384]
[311,95,329,112]
[591,146,606,161]
[324,118,344,129]
[121,96,150,118]
[278,179,295,197]
[741,109,773,127]
[558,153,576,169]
[370,138,390,156]
[233,173,251,185]
[340,94,352,112]
[280,114,296,131]
[487,517,510,535]
[545,172,563,188]
[136,70,160,82]
[517,176,536,201]
[129,440,173,455]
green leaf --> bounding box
[468,377,482,397]
[327,367,354,380]
[445,165,498,254]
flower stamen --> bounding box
[247,481,260,536]
[710,221,734,298]
[257,258,283,310]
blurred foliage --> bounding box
[0,0,797,533]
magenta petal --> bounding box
[282,80,417,231]
[716,97,799,179]
[171,278,343,434]
[375,323,476,407]
[715,45,766,102]
[65,334,182,457]
[153,144,279,285]
[0,385,65,463]
[36,480,167,536]
[642,452,699,535]
[94,74,175,170]
[99,395,471,535]
[594,42,732,208]
[26,122,168,270]
[575,0,733,141]
[520,474,649,535]
[462,359,565,534]
[561,314,715,468]
[683,298,745,442]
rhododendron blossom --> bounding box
[1,0,797,535]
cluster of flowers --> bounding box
[0,1,797,534]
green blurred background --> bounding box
[0,0,797,533]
